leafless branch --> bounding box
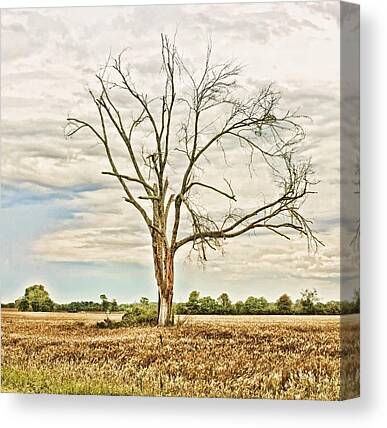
[66,32,322,271]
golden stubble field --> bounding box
[0,310,359,400]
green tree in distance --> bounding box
[100,294,119,313]
[276,293,293,314]
[15,284,54,312]
[199,296,218,314]
[186,291,201,314]
[217,293,232,314]
[244,296,269,314]
[298,289,320,314]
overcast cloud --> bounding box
[1,2,358,303]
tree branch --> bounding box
[101,171,155,192]
[186,180,236,201]
[66,33,322,268]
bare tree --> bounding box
[66,34,322,326]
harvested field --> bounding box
[1,310,359,400]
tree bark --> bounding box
[156,253,174,326]
[158,287,173,326]
[152,234,174,326]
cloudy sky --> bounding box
[1,1,358,304]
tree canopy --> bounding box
[15,284,54,312]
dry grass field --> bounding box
[1,309,359,400]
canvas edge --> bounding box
[339,0,360,401]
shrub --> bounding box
[1,302,15,309]
[15,297,31,312]
[122,302,158,326]
[324,301,341,315]
[174,302,187,315]
[97,301,159,328]
[96,318,118,329]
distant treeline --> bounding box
[0,299,124,313]
[2,284,360,316]
[1,285,122,313]
[174,289,360,316]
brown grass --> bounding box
[0,310,359,400]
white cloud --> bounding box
[1,2,352,300]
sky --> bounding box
[0,1,359,304]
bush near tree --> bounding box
[121,299,158,326]
[98,298,159,328]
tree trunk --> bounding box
[153,236,175,326]
[158,288,173,326]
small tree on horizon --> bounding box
[100,294,110,313]
[198,296,218,314]
[217,293,232,314]
[244,296,269,314]
[298,288,320,314]
[186,290,200,314]
[110,298,119,312]
[139,297,150,305]
[276,293,293,314]
[352,289,360,313]
[15,284,54,312]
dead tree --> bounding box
[66,34,322,326]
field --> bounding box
[1,310,359,400]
